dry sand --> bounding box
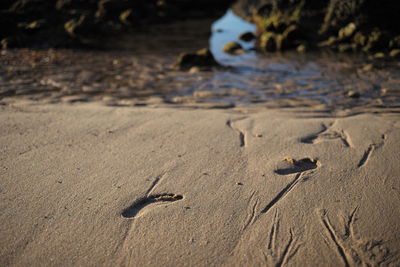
[1,101,400,266]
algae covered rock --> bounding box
[338,23,357,41]
[233,0,400,55]
[296,43,306,53]
[260,32,276,52]
[64,15,86,37]
[174,48,220,71]
[223,41,244,54]
[0,0,233,48]
[389,49,400,58]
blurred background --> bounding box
[1,0,400,111]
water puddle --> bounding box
[210,9,257,64]
[169,10,400,109]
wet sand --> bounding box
[1,47,400,112]
[1,101,399,266]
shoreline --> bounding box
[2,48,400,112]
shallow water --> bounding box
[210,9,256,63]
[1,10,399,111]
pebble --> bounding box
[347,91,360,98]
[223,41,244,54]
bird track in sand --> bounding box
[300,122,352,148]
[241,157,320,233]
[357,134,386,168]
[319,207,397,266]
[263,210,300,267]
[261,157,319,214]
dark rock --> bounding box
[3,0,400,52]
[338,23,357,41]
[338,44,354,53]
[347,91,360,98]
[296,44,306,52]
[174,48,220,71]
[239,31,256,42]
[373,52,385,59]
[0,0,233,48]
[390,49,400,58]
[64,15,86,37]
[223,41,244,54]
[260,32,276,52]
[233,0,400,53]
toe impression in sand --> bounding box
[275,157,319,175]
[121,193,183,219]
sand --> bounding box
[1,101,399,266]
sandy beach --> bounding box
[2,0,400,265]
[1,100,399,266]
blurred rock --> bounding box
[188,67,200,73]
[296,44,306,53]
[239,31,255,42]
[390,49,400,58]
[64,16,85,37]
[347,91,360,98]
[374,52,385,58]
[174,48,220,71]
[193,90,218,98]
[338,23,356,40]
[0,0,232,48]
[223,41,244,54]
[362,64,374,72]
[233,0,400,54]
[260,32,276,52]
